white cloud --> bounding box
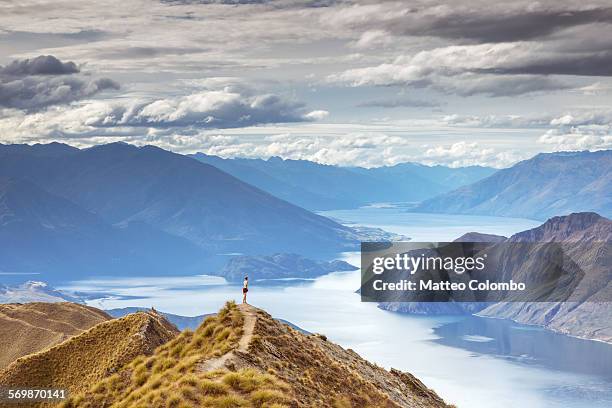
[352,30,394,49]
[0,87,327,143]
[329,42,572,96]
[303,110,329,120]
[536,109,612,151]
[423,141,526,167]
[539,127,612,151]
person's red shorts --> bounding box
[243,288,248,293]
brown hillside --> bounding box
[0,309,179,403]
[479,212,612,342]
[0,302,110,370]
[235,306,448,408]
[63,302,450,408]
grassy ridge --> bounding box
[61,301,292,408]
[0,311,177,400]
[0,302,110,370]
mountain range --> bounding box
[415,150,611,220]
[192,153,494,210]
[0,142,362,282]
[2,143,609,287]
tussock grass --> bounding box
[0,303,111,371]
[0,309,177,407]
[222,369,287,394]
[59,301,291,408]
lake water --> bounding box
[61,209,612,408]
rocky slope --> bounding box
[380,212,612,343]
[59,302,450,408]
[415,150,611,220]
[477,212,612,342]
[0,302,110,370]
[242,305,448,408]
[0,309,179,397]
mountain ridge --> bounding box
[380,212,612,343]
[0,143,362,281]
[56,302,450,408]
[0,308,179,397]
[415,150,611,220]
[0,302,110,370]
[192,152,495,210]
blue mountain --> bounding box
[0,143,360,282]
[0,176,209,283]
[415,150,612,220]
[191,153,495,210]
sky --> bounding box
[0,0,611,168]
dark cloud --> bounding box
[0,55,119,110]
[481,52,612,77]
[357,97,440,108]
[445,75,570,97]
[344,4,612,44]
[0,77,120,110]
[160,0,338,7]
[0,55,79,76]
[160,0,270,4]
[406,7,612,43]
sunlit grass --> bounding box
[59,301,291,408]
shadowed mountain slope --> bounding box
[0,176,205,282]
[478,212,612,342]
[192,153,494,210]
[380,212,612,343]
[0,143,361,280]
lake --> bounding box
[61,209,612,408]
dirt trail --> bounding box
[197,303,257,372]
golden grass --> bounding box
[60,301,292,408]
[0,302,110,370]
[0,310,177,402]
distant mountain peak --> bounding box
[511,212,611,242]
[416,149,611,220]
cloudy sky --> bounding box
[1,0,611,167]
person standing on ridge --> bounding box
[242,276,249,304]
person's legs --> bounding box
[242,291,247,304]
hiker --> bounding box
[242,276,249,304]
